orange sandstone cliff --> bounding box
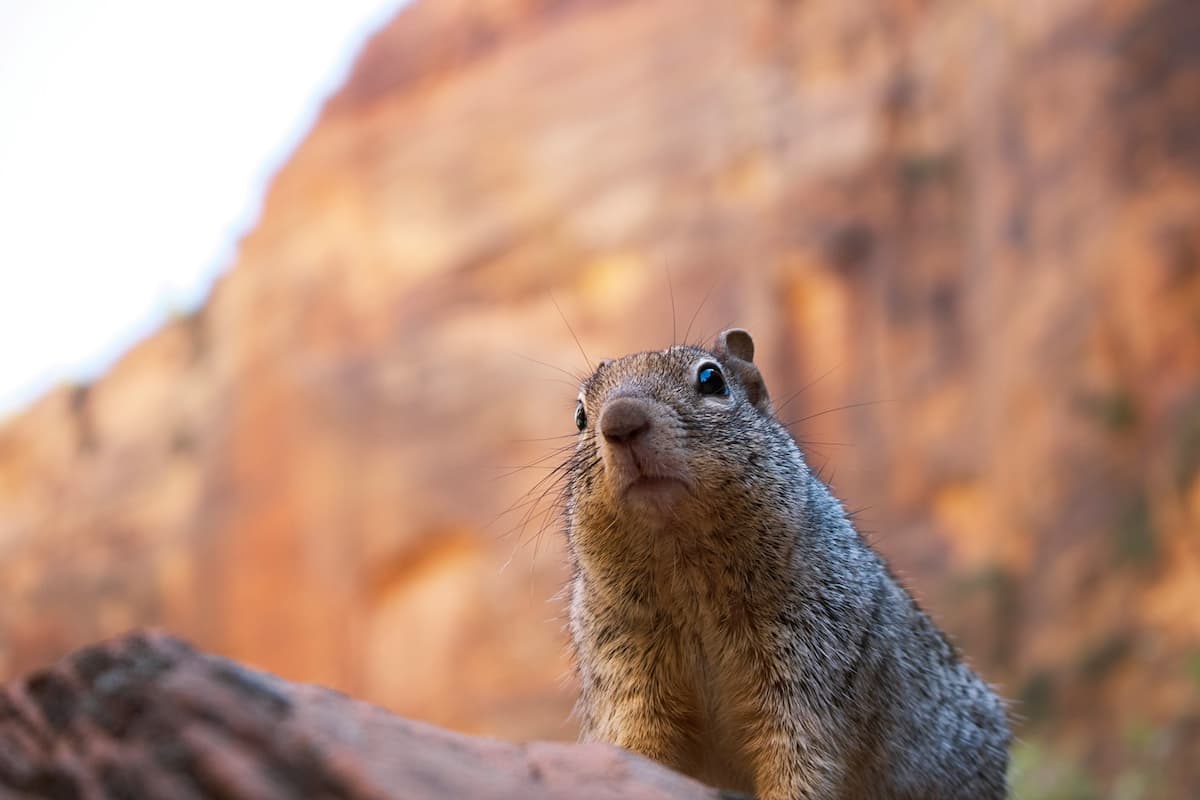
[0,0,1197,794]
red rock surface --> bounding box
[1,0,1198,795]
[0,630,724,800]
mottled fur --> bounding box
[562,330,1009,799]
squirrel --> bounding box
[562,329,1010,799]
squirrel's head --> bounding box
[566,329,794,543]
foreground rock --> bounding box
[0,630,724,800]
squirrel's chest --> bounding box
[652,581,763,789]
[671,612,761,791]
[575,567,767,793]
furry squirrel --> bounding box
[563,329,1009,799]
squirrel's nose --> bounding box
[600,397,651,445]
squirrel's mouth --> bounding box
[616,474,691,513]
[611,473,691,521]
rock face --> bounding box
[0,630,724,800]
[0,0,1198,794]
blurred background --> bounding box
[1,1,1198,797]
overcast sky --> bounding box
[0,0,406,419]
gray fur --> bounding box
[561,331,1010,799]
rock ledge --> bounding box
[0,630,726,800]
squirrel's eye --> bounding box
[575,401,587,431]
[697,363,727,396]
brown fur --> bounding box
[562,330,1009,799]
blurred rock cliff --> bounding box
[1,0,1198,794]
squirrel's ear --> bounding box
[715,328,755,362]
[714,329,771,414]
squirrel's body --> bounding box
[563,330,1009,799]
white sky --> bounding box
[0,0,407,419]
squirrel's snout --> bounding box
[596,395,689,507]
[600,397,651,445]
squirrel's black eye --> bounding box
[575,400,587,431]
[696,363,727,396]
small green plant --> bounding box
[1174,402,1200,491]
[950,564,1019,668]
[1077,633,1133,682]
[1019,670,1057,724]
[1186,650,1200,689]
[1075,390,1139,433]
[1115,718,1169,800]
[1009,739,1100,800]
[1112,492,1157,566]
[897,151,959,189]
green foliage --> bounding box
[1077,633,1133,683]
[1019,670,1057,724]
[1188,650,1200,688]
[1111,770,1151,800]
[1174,403,1200,491]
[1009,740,1100,800]
[1113,718,1170,799]
[1075,390,1139,434]
[1010,723,1179,800]
[1121,719,1154,759]
[897,151,959,190]
[950,564,1020,668]
[1111,492,1157,566]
